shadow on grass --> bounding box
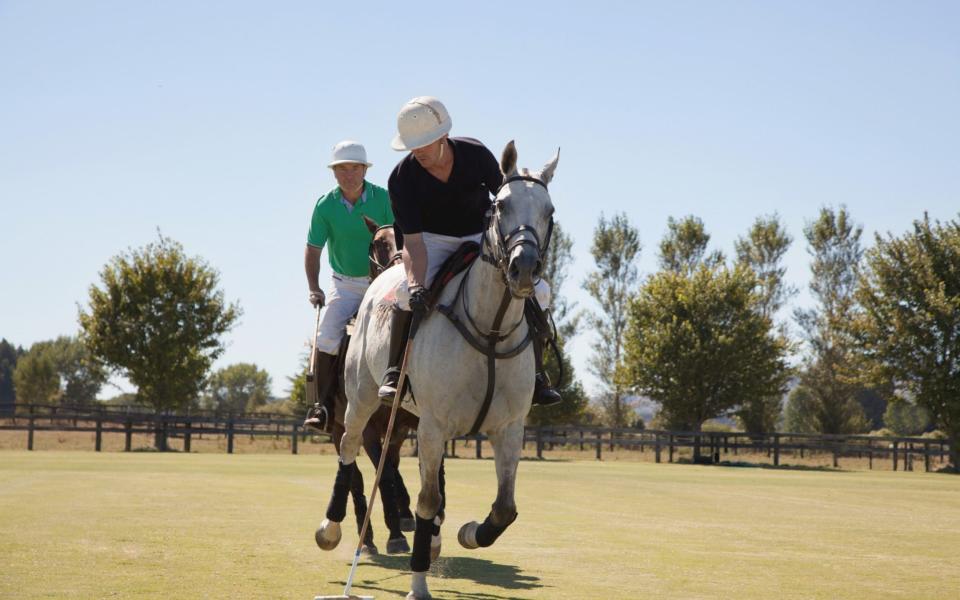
[676,457,844,472]
[355,553,543,598]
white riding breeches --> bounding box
[316,273,369,354]
[395,231,551,310]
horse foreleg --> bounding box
[458,420,522,550]
[408,426,445,600]
[363,424,409,554]
[349,463,377,555]
[390,437,416,531]
[315,424,348,550]
[316,396,379,552]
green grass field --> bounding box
[1,451,958,599]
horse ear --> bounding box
[362,215,380,234]
[501,140,518,177]
[539,148,560,184]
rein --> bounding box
[436,174,550,436]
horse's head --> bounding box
[363,215,401,280]
[485,141,558,298]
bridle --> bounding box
[368,224,403,279]
[481,174,554,282]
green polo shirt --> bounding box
[307,181,394,277]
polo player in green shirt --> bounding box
[304,140,394,432]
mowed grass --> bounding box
[1,452,958,599]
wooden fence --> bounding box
[0,404,951,472]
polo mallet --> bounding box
[316,313,421,600]
[305,303,322,413]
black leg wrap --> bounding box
[350,465,369,535]
[475,511,518,548]
[410,514,434,573]
[325,460,354,522]
[378,467,402,535]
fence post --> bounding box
[184,419,192,453]
[227,418,235,454]
[95,418,102,452]
[27,414,35,451]
[536,428,543,460]
[832,439,839,468]
[669,434,674,463]
[579,429,585,451]
[924,442,931,472]
[609,430,615,452]
[892,441,898,471]
[773,433,780,467]
[595,431,602,460]
[291,423,298,455]
[655,433,661,463]
[125,418,132,452]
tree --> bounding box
[12,342,60,405]
[855,214,960,467]
[620,263,790,459]
[734,214,796,432]
[783,384,818,434]
[794,207,867,434]
[658,215,724,274]
[79,234,241,415]
[529,221,589,426]
[11,337,104,407]
[202,363,272,413]
[583,213,641,427]
[286,354,310,418]
[47,336,106,405]
[883,397,930,436]
[0,339,24,413]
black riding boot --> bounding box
[378,308,413,399]
[303,351,339,433]
[526,298,562,407]
[532,335,562,406]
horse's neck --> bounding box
[460,258,526,341]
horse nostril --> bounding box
[509,262,520,280]
[533,260,543,278]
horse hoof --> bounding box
[360,542,378,556]
[387,536,410,554]
[314,519,342,551]
[399,517,416,532]
[457,522,479,549]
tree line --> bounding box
[2,210,958,469]
[550,207,958,468]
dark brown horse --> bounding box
[310,216,420,555]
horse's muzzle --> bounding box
[507,246,541,297]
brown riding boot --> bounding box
[303,351,339,432]
[378,308,413,399]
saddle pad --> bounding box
[427,241,480,307]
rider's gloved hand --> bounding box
[408,284,428,316]
[309,289,326,308]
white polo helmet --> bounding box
[328,140,372,168]
[391,96,452,151]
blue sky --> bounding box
[2,1,958,399]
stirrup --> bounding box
[378,368,401,399]
[531,373,562,407]
[303,404,329,431]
